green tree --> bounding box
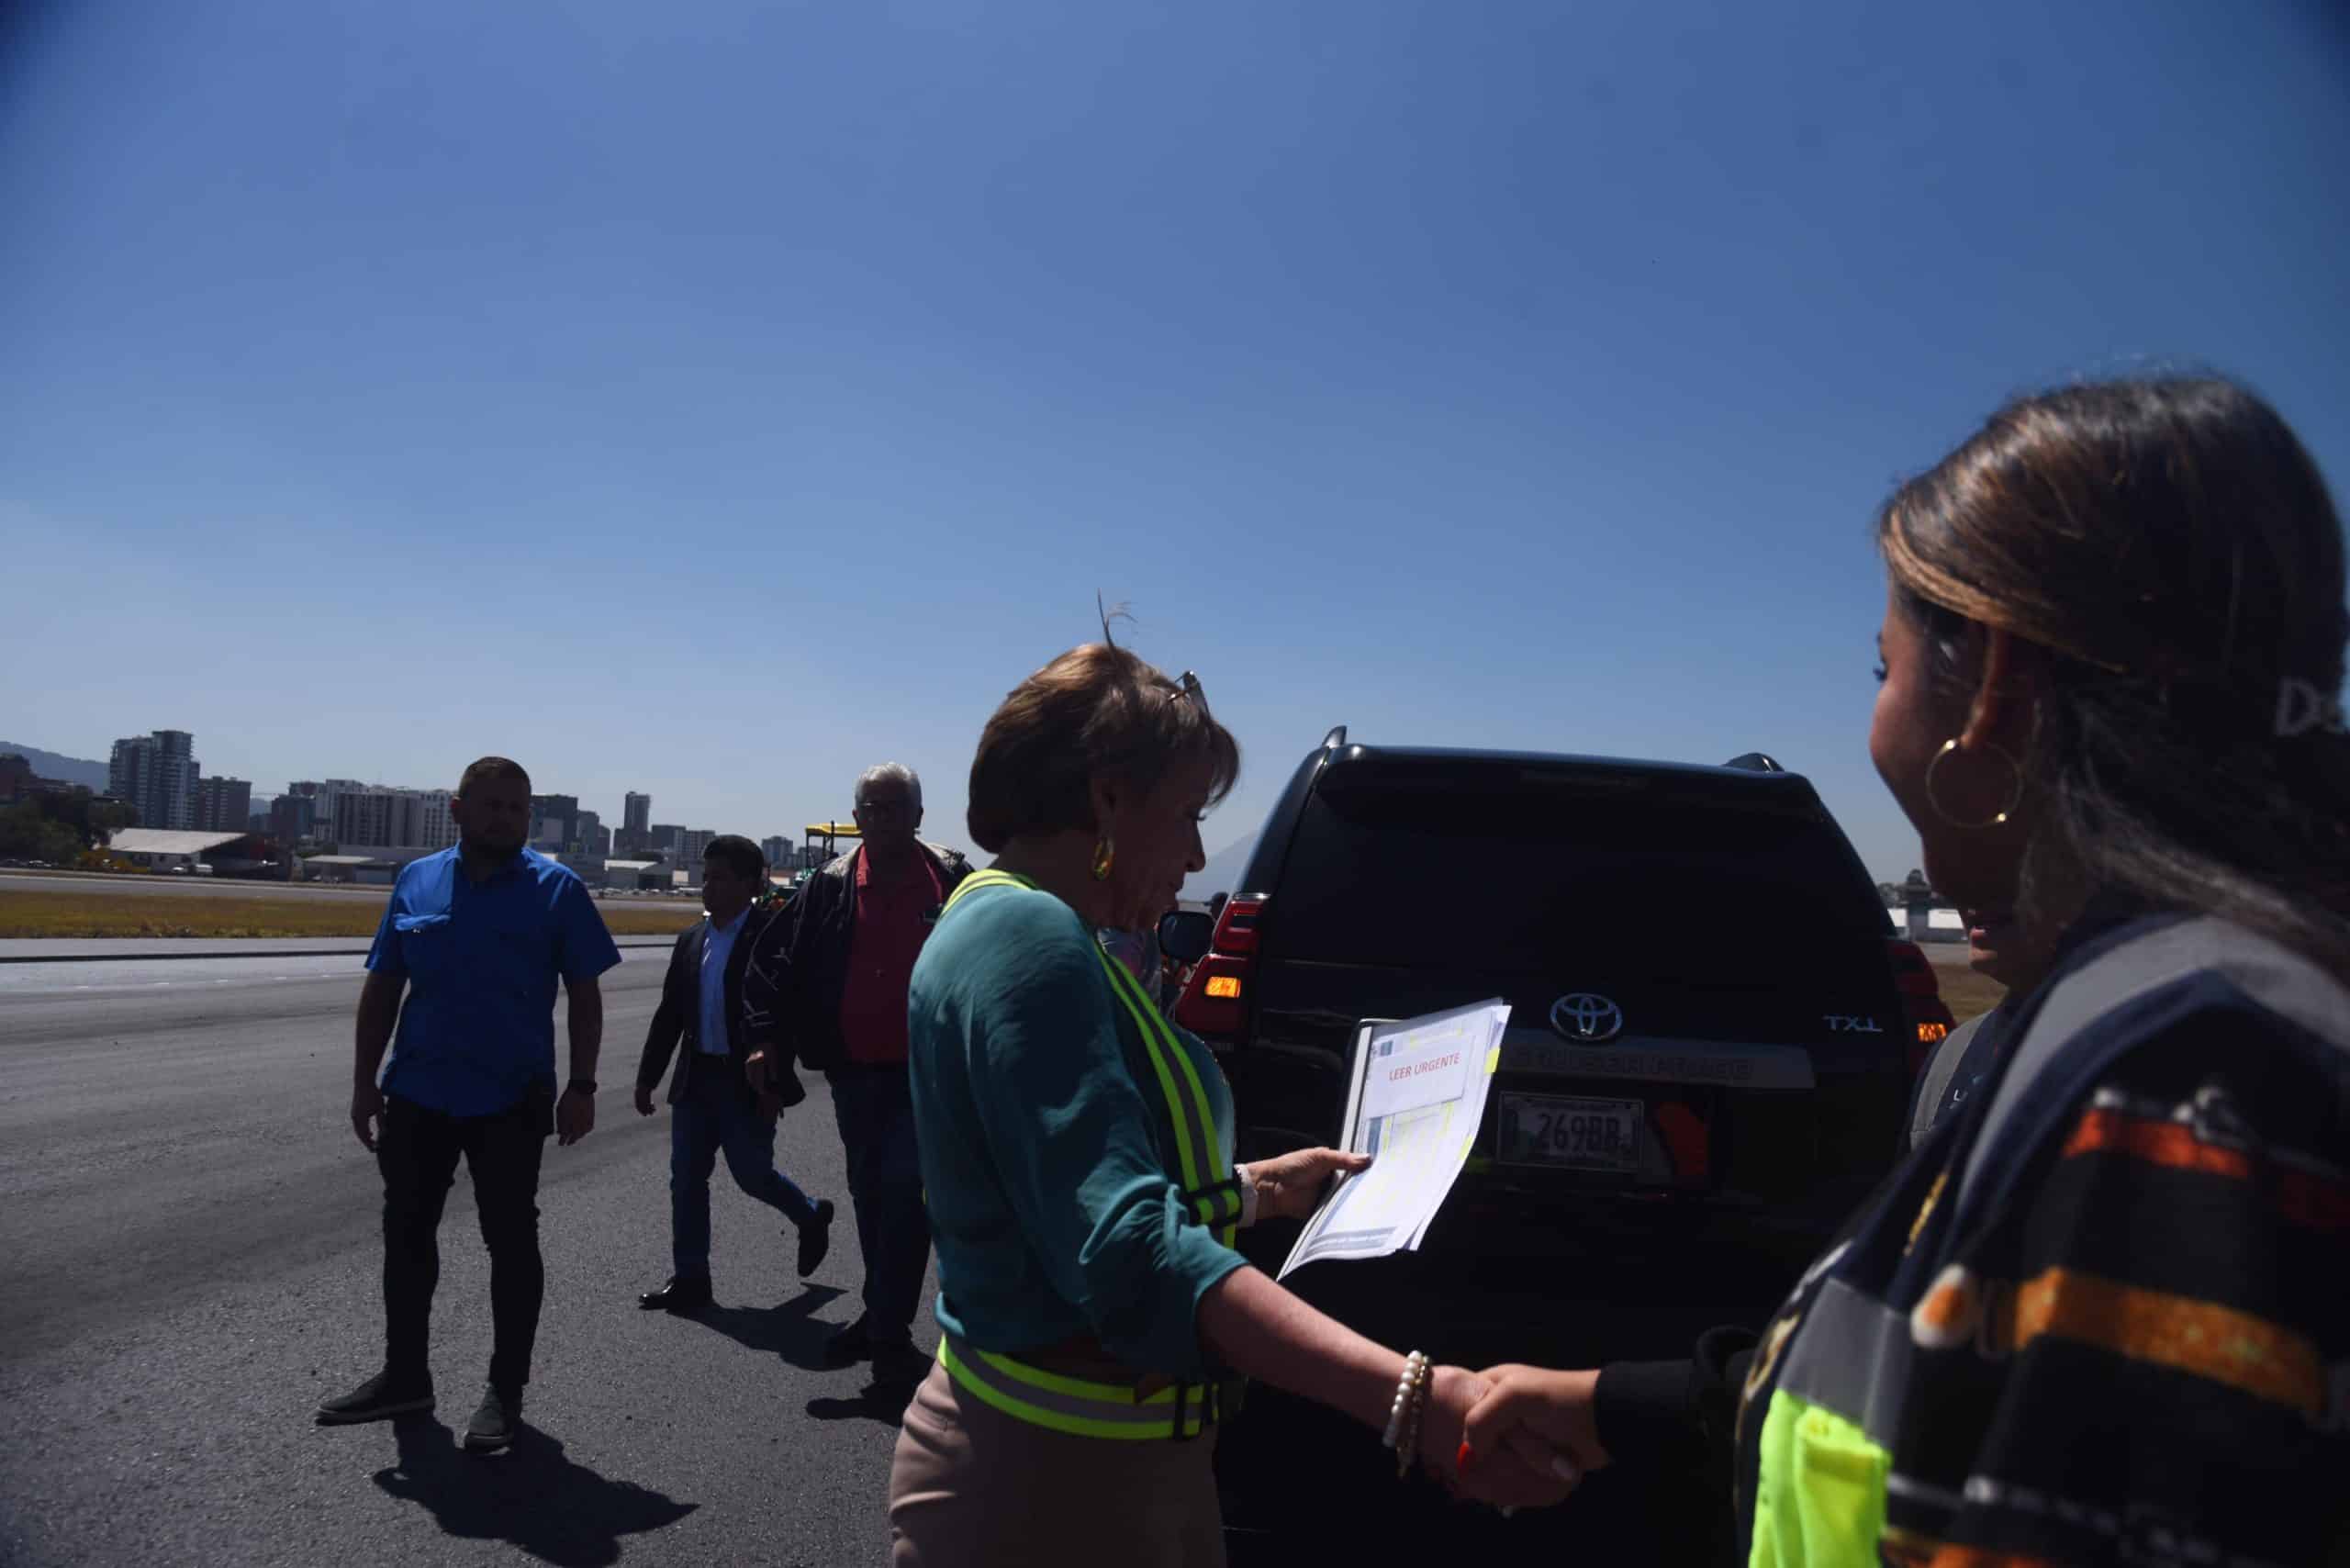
[0,801,83,863]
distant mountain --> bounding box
[0,743,108,791]
[1184,831,1259,902]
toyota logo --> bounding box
[1550,993,1624,1043]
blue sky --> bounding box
[4,0,2345,882]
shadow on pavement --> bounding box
[805,1362,924,1428]
[373,1415,697,1567]
[684,1282,847,1371]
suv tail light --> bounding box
[1174,898,1263,1039]
[1885,939,1958,1079]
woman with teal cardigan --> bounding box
[888,643,1534,1566]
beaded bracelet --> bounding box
[1394,1360,1429,1479]
[1381,1350,1430,1471]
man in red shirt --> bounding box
[742,764,969,1373]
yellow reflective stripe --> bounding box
[1102,955,1237,1246]
[1188,1187,1240,1227]
[1098,950,1207,1191]
[938,1338,1197,1440]
[942,868,1034,916]
[1159,1006,1228,1176]
[973,1346,1181,1406]
[1106,949,1228,1192]
[946,866,1237,1249]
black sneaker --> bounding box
[795,1200,835,1279]
[316,1369,433,1426]
[463,1385,521,1453]
[823,1315,874,1367]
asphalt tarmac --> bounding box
[0,946,1802,1566]
[0,948,921,1567]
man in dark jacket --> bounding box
[633,835,832,1314]
[743,765,970,1371]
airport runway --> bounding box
[1,944,1791,1566]
[0,947,916,1567]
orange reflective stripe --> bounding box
[2061,1108,2249,1180]
[2012,1267,2323,1416]
[2063,1107,2350,1234]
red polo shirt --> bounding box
[837,848,945,1065]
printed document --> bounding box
[1277,999,1508,1279]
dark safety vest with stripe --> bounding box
[933,869,1247,1440]
[1731,914,2350,1566]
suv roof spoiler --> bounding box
[1723,752,1784,772]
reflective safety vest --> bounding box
[1740,916,2350,1566]
[932,868,1247,1440]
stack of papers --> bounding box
[1277,999,1510,1279]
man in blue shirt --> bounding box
[632,835,833,1314]
[316,756,621,1452]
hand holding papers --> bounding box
[1277,999,1509,1279]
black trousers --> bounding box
[378,1089,549,1397]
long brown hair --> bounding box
[1879,376,2350,974]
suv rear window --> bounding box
[1270,760,1886,980]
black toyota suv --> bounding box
[1181,731,1953,1553]
[1173,730,1941,1238]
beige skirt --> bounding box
[889,1359,1225,1568]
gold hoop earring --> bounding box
[1091,835,1115,881]
[1924,738,2023,829]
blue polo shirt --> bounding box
[365,846,622,1116]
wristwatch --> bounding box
[565,1078,598,1095]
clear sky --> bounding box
[5,0,2345,882]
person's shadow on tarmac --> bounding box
[686,1282,846,1371]
[677,1282,924,1425]
[374,1415,696,1567]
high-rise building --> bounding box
[649,823,687,857]
[108,730,200,830]
[415,790,455,849]
[332,787,459,851]
[268,793,319,844]
[193,776,252,834]
[530,794,580,852]
[306,779,367,843]
[623,792,652,841]
[573,809,602,855]
[585,821,612,857]
[679,828,716,868]
[760,834,793,871]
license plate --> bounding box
[1497,1092,1644,1173]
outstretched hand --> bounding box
[1246,1146,1372,1223]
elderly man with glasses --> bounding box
[742,763,971,1374]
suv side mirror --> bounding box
[1158,909,1214,966]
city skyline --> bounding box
[22,726,828,864]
